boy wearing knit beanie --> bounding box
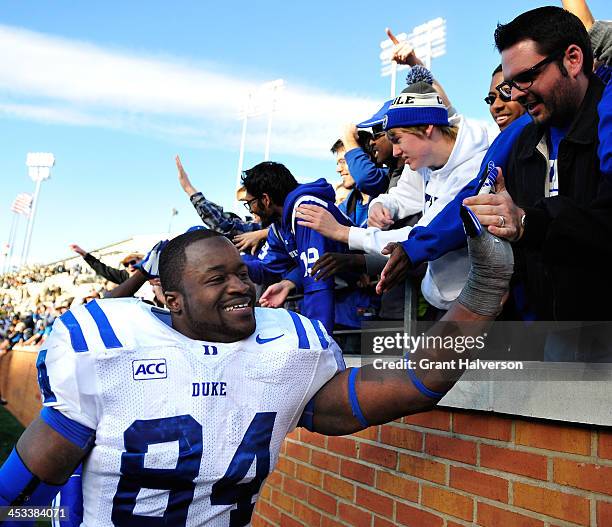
[297,80,490,316]
[383,81,457,173]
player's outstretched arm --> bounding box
[310,303,491,435]
[311,208,514,435]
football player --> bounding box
[0,210,512,526]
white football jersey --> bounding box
[39,298,344,527]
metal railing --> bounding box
[284,280,418,352]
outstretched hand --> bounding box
[311,253,365,281]
[69,244,87,257]
[376,242,411,294]
[296,204,350,243]
[176,155,198,197]
[233,229,269,255]
[386,28,420,67]
[368,203,394,229]
[259,279,295,308]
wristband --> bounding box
[347,368,369,428]
[406,362,447,400]
[0,448,62,507]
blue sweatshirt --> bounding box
[277,179,355,332]
[344,148,389,198]
[243,227,300,286]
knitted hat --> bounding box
[383,81,449,131]
[405,65,434,86]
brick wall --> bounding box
[0,347,41,426]
[253,410,612,527]
[3,349,610,525]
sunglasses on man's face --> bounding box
[484,92,512,106]
[123,259,139,267]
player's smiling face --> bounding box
[173,237,256,343]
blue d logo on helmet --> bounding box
[383,81,449,131]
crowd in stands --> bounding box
[2,2,611,368]
[0,263,107,352]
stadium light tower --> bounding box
[380,18,447,97]
[263,79,285,161]
[235,79,285,213]
[20,152,55,267]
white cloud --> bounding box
[0,101,120,127]
[0,24,379,159]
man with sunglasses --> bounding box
[464,6,612,329]
[69,244,143,285]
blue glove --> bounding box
[136,240,168,279]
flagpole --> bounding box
[3,213,18,274]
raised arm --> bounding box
[81,253,129,284]
[176,154,198,197]
[386,28,453,110]
[342,124,389,197]
[561,0,595,31]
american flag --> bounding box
[11,193,33,216]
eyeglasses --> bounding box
[372,131,387,140]
[484,92,511,105]
[122,259,139,267]
[496,50,564,99]
[243,197,259,212]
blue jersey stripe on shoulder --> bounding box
[288,310,310,349]
[40,407,95,450]
[84,300,122,349]
[311,319,329,349]
[59,311,89,352]
[36,349,57,404]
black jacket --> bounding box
[506,75,612,320]
[83,253,129,284]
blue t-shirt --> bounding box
[547,125,569,197]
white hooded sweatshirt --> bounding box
[348,115,489,310]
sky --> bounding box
[1,0,609,265]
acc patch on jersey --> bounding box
[132,358,167,380]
